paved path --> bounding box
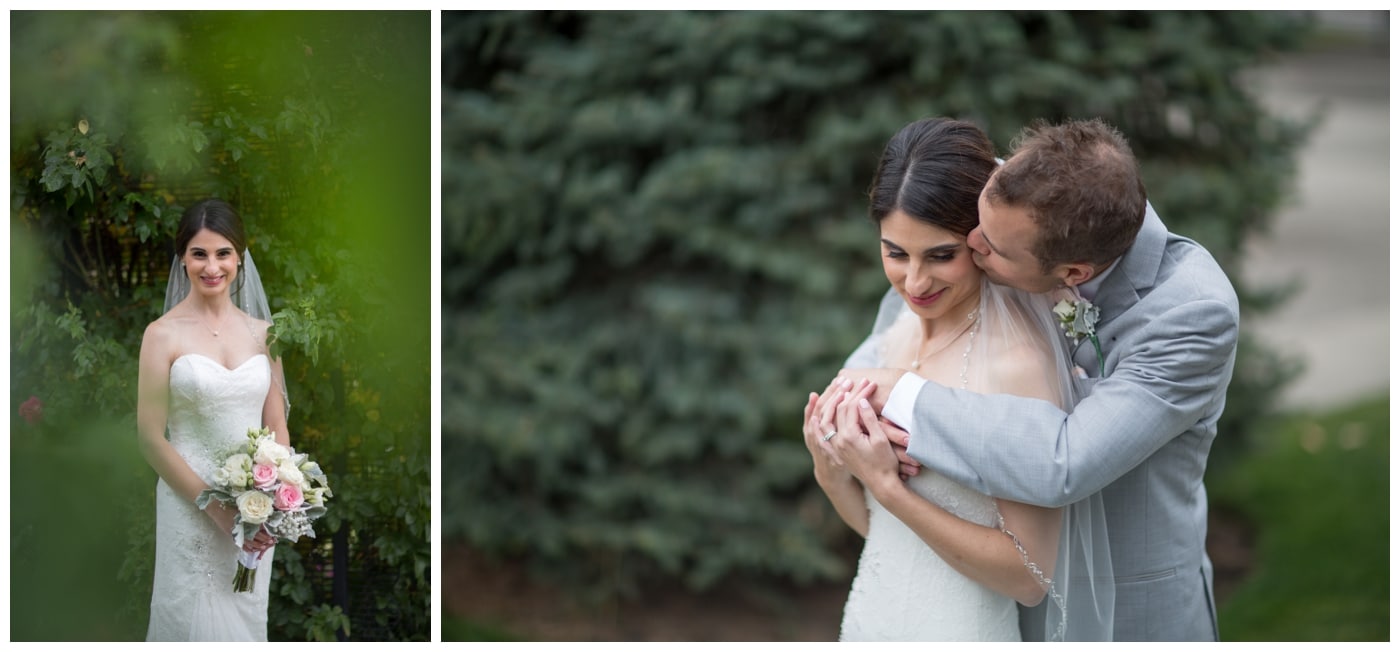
[1238,41,1389,410]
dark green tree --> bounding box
[10,11,430,641]
[442,10,1311,598]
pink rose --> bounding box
[252,463,279,489]
[274,483,304,511]
[19,396,42,425]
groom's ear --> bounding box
[1054,262,1098,288]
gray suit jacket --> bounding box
[866,204,1238,641]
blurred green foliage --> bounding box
[442,10,1315,600]
[10,11,429,641]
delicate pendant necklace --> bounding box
[198,310,228,337]
[911,309,979,372]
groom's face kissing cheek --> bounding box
[968,187,1059,294]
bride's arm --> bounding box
[256,320,290,448]
[137,322,214,504]
[805,385,869,537]
[263,356,290,449]
[838,394,1057,605]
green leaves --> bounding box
[39,124,116,207]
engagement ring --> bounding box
[823,429,838,442]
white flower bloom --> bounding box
[277,460,306,488]
[236,490,275,524]
[253,439,290,467]
[222,453,253,489]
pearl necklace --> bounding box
[957,311,981,390]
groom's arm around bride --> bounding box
[843,118,1239,641]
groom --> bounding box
[832,118,1238,641]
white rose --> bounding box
[236,490,275,524]
[1052,300,1076,321]
[277,460,306,489]
[253,439,290,467]
[223,454,253,489]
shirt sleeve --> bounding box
[881,372,927,432]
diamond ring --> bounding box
[822,429,838,442]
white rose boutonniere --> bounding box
[1052,297,1104,376]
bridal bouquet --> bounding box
[196,427,332,592]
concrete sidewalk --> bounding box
[1237,27,1390,410]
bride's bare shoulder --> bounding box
[140,313,186,366]
[144,310,182,341]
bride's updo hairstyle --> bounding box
[867,117,998,237]
[175,198,249,294]
[176,198,248,256]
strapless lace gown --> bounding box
[147,353,275,641]
[838,307,1020,641]
[838,470,1020,641]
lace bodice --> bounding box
[147,352,274,641]
[168,354,270,480]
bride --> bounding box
[137,198,290,641]
[802,118,1113,641]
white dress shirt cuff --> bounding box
[882,372,927,432]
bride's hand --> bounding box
[804,376,853,473]
[203,501,276,555]
[830,386,902,495]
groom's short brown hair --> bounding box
[986,118,1146,273]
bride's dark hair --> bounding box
[868,117,998,237]
[176,198,248,256]
[175,198,249,295]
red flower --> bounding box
[19,395,43,425]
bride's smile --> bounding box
[879,208,982,325]
[183,229,240,296]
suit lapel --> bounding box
[1071,200,1169,364]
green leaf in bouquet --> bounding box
[194,487,235,510]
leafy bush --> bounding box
[10,11,430,641]
[442,10,1314,597]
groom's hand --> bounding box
[836,367,903,414]
[879,417,921,478]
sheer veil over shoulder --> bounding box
[844,279,1114,641]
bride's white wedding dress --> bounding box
[840,469,1020,641]
[147,353,275,641]
[838,306,1021,642]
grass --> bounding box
[1210,392,1390,641]
[441,617,520,642]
